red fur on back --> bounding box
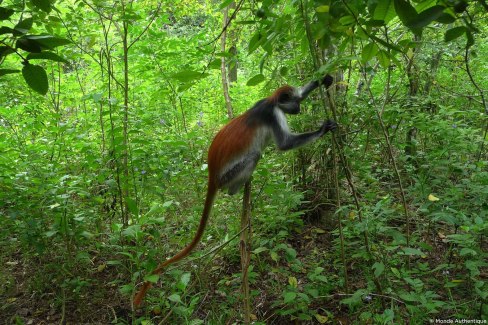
[207,112,256,186]
[267,85,294,104]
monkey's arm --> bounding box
[298,74,334,101]
[272,119,337,151]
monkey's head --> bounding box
[272,86,301,114]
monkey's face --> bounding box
[277,92,301,114]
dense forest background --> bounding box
[1,0,487,323]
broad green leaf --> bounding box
[402,247,426,257]
[144,274,160,283]
[370,34,402,53]
[372,262,385,277]
[436,13,456,24]
[219,0,234,9]
[316,5,329,13]
[373,0,396,23]
[172,70,208,82]
[0,7,15,20]
[31,0,51,13]
[45,230,58,237]
[16,39,42,53]
[119,284,134,295]
[0,69,20,76]
[315,314,328,323]
[180,273,191,288]
[27,52,68,63]
[460,248,477,256]
[22,63,48,95]
[390,267,401,277]
[14,17,33,34]
[125,197,138,215]
[168,293,182,304]
[25,35,71,49]
[252,247,268,254]
[246,74,265,86]
[376,50,391,68]
[288,276,298,288]
[0,26,15,35]
[283,291,296,303]
[361,42,379,63]
[409,5,445,29]
[394,0,417,26]
[339,15,355,26]
[248,31,264,54]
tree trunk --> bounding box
[220,6,233,119]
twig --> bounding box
[240,181,252,324]
[201,0,245,47]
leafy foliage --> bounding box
[0,0,487,323]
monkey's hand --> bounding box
[321,74,334,89]
[319,119,337,136]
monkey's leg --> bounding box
[220,153,260,195]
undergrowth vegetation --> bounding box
[0,0,487,323]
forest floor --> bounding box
[0,220,348,324]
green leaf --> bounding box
[0,46,14,57]
[31,0,51,13]
[373,0,396,23]
[409,5,445,29]
[125,197,138,215]
[144,274,160,283]
[119,284,134,295]
[219,0,234,9]
[394,0,417,25]
[402,247,426,257]
[180,273,191,288]
[270,250,279,262]
[248,31,264,54]
[390,267,401,278]
[339,15,355,26]
[15,17,33,33]
[370,34,403,52]
[316,5,329,13]
[0,26,15,35]
[361,42,379,63]
[16,39,42,53]
[0,7,15,20]
[171,70,208,82]
[253,247,268,254]
[283,291,296,303]
[372,262,385,277]
[376,50,391,68]
[288,276,298,288]
[26,52,69,63]
[460,248,477,256]
[25,35,71,49]
[22,63,48,95]
[0,69,20,76]
[246,73,265,86]
[168,293,182,304]
[436,12,456,24]
[444,26,466,42]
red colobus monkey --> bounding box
[134,75,337,306]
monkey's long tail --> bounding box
[133,183,217,307]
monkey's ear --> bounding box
[322,74,334,89]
